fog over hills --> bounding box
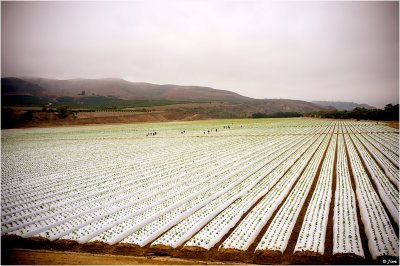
[5,77,249,102]
[2,77,318,106]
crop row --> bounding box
[1,119,398,261]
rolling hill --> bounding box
[311,101,376,111]
[8,77,250,102]
[1,77,328,121]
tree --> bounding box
[385,104,393,111]
[56,105,70,119]
[20,110,34,122]
[1,108,16,128]
[307,103,399,121]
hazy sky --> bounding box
[2,1,399,107]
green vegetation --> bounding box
[19,110,34,122]
[2,108,17,128]
[308,104,399,121]
[2,95,192,109]
[1,95,52,106]
[252,112,303,118]
[1,108,35,128]
[55,96,191,109]
[56,105,71,119]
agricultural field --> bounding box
[1,118,399,264]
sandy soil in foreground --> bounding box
[2,249,237,265]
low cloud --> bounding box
[2,1,398,108]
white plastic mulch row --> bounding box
[220,133,327,251]
[40,137,279,242]
[255,132,331,253]
[154,134,319,249]
[348,133,399,225]
[94,134,301,245]
[365,133,399,165]
[3,137,264,236]
[333,133,364,257]
[344,134,399,260]
[345,124,399,185]
[294,132,337,254]
[180,135,316,250]
[1,137,229,217]
[1,119,398,259]
[62,135,289,244]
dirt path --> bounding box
[1,248,233,265]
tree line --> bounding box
[251,104,398,121]
[308,104,399,121]
[252,112,303,118]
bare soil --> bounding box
[2,235,377,265]
[11,110,212,129]
[1,248,222,265]
[385,121,399,129]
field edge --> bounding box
[1,235,387,265]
